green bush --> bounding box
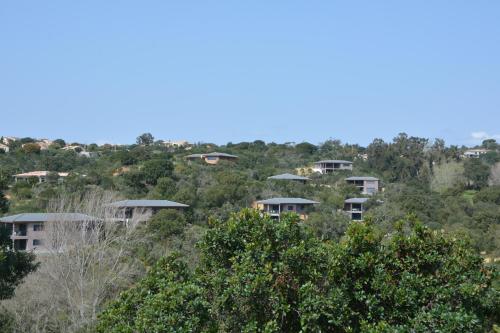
[98,210,499,332]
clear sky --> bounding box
[1,1,499,146]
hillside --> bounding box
[0,133,499,332]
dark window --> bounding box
[287,205,294,211]
[33,239,43,246]
[352,213,362,221]
[33,224,44,231]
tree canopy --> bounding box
[97,210,499,332]
[0,225,39,300]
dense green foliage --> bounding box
[0,225,39,300]
[97,211,499,332]
[1,134,499,331]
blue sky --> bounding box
[1,1,499,146]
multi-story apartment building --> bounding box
[0,213,93,252]
[254,197,318,220]
[346,176,379,195]
[312,160,353,174]
[344,198,369,221]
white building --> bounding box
[463,149,490,158]
[312,160,353,174]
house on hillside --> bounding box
[21,139,53,150]
[0,143,9,153]
[344,198,369,221]
[345,176,379,195]
[161,140,191,148]
[267,173,310,183]
[107,199,189,221]
[312,160,353,174]
[253,197,319,221]
[185,152,238,165]
[62,145,98,158]
[463,149,490,158]
[14,171,69,183]
[2,137,17,145]
[0,213,94,252]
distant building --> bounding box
[21,139,53,150]
[346,176,379,195]
[78,151,99,158]
[254,197,319,220]
[0,213,94,252]
[162,140,190,148]
[62,145,98,158]
[344,198,369,221]
[61,145,83,152]
[1,137,18,145]
[107,199,189,221]
[0,143,9,153]
[14,171,69,183]
[463,149,490,158]
[267,173,310,183]
[185,152,238,165]
[312,160,353,174]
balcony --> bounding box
[12,230,27,237]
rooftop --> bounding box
[345,176,379,180]
[203,152,238,158]
[256,197,319,205]
[267,173,310,181]
[346,176,379,181]
[315,160,353,164]
[186,152,238,159]
[345,198,369,204]
[108,199,189,208]
[0,213,94,223]
[14,171,69,177]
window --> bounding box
[352,213,362,221]
[270,205,279,213]
[206,156,218,160]
[287,205,294,211]
[33,224,44,231]
[33,239,43,246]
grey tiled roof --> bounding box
[185,153,203,159]
[0,213,94,223]
[346,176,379,181]
[203,152,238,158]
[267,173,309,181]
[315,160,352,164]
[345,198,369,204]
[108,200,189,208]
[256,197,319,205]
[185,152,238,159]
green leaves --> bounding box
[0,225,39,300]
[97,211,499,332]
